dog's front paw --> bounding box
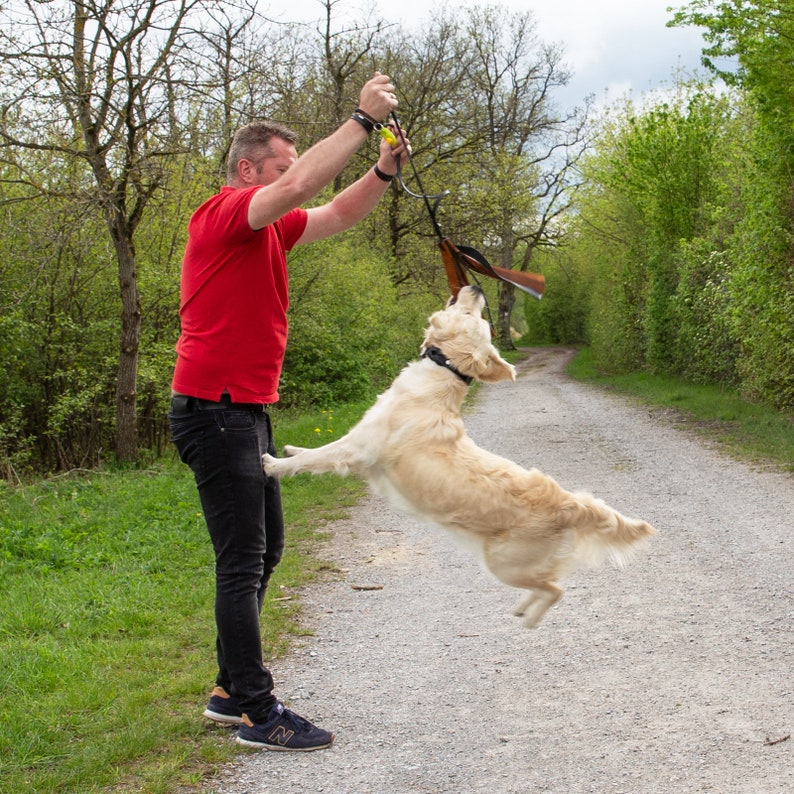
[262,453,280,476]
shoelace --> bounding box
[278,705,313,732]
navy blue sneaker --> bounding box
[235,702,335,751]
[202,686,243,725]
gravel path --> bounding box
[203,347,793,794]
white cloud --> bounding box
[272,0,711,108]
[528,0,709,106]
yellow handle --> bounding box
[379,126,397,146]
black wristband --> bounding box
[355,107,378,123]
[373,164,394,182]
[350,112,375,134]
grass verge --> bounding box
[0,403,367,793]
[567,346,794,473]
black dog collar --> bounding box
[421,346,473,385]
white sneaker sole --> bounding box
[203,708,244,725]
[235,734,335,751]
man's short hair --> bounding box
[226,121,299,182]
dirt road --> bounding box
[204,347,793,794]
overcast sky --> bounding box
[278,0,710,110]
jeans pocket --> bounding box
[218,410,257,432]
[169,416,206,480]
[169,411,192,441]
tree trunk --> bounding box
[113,231,141,463]
[496,281,516,350]
[495,230,517,349]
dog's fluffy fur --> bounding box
[263,286,656,627]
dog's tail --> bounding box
[567,491,656,568]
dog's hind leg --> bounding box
[512,582,563,628]
[482,537,564,628]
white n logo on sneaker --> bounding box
[267,726,295,746]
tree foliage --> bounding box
[672,0,794,407]
[0,0,225,462]
[527,61,793,410]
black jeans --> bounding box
[169,396,284,721]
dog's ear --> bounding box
[422,310,448,350]
[477,347,516,383]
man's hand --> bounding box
[377,124,411,176]
[358,71,398,122]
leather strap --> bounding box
[438,237,545,301]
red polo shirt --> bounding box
[172,186,308,403]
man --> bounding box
[169,72,409,751]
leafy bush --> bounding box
[523,248,590,344]
[280,236,437,407]
[672,243,739,386]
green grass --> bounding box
[0,402,368,794]
[2,362,791,792]
[568,346,794,472]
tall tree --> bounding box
[313,0,385,191]
[0,0,256,461]
[455,6,589,346]
[361,6,589,335]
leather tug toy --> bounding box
[388,111,546,303]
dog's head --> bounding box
[421,286,516,383]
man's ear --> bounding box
[237,158,254,184]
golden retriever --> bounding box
[263,286,655,627]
